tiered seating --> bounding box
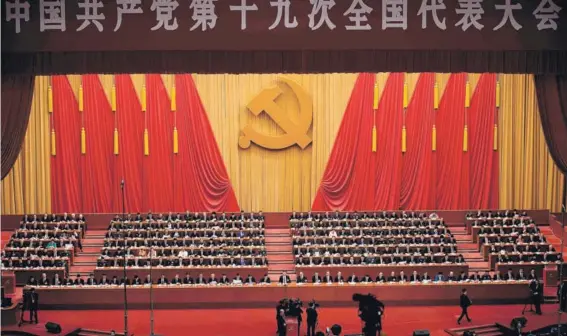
[291,211,466,278]
[94,212,268,281]
[1,213,85,284]
[467,210,561,271]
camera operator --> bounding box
[307,301,319,336]
[326,324,342,336]
[353,294,385,336]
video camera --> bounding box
[353,293,385,336]
[279,298,304,318]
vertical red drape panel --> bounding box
[174,74,240,212]
[374,73,404,210]
[81,75,115,213]
[114,75,144,213]
[312,73,376,211]
[400,73,435,210]
[469,74,498,209]
[145,75,174,213]
[51,76,81,213]
[435,73,468,209]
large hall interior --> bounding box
[1,1,567,336]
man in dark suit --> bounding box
[279,272,291,285]
[312,272,322,284]
[306,302,318,336]
[183,273,194,284]
[245,274,256,285]
[132,275,142,285]
[73,274,85,286]
[157,275,169,285]
[261,274,271,284]
[28,288,39,324]
[348,273,358,283]
[277,308,287,336]
[529,278,543,315]
[457,288,472,324]
[296,272,308,284]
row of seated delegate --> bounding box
[104,237,264,248]
[26,268,538,288]
[293,235,456,245]
[3,217,86,271]
[295,254,465,265]
[1,257,68,269]
[471,218,536,228]
[290,211,437,221]
[466,210,529,219]
[111,211,265,223]
[97,255,268,267]
[477,225,539,235]
[105,228,264,240]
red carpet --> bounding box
[6,304,567,336]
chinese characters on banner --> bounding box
[4,0,563,34]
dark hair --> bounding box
[330,324,342,335]
[462,288,467,293]
[315,332,325,336]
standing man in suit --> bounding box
[529,278,543,315]
[277,308,287,336]
[28,288,39,324]
[306,302,318,336]
[457,288,472,324]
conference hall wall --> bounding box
[1,73,563,214]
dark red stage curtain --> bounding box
[81,75,114,213]
[312,73,376,211]
[374,73,404,210]
[535,74,567,207]
[114,75,144,213]
[51,76,81,213]
[1,75,35,180]
[435,74,468,209]
[469,74,498,209]
[400,73,435,210]
[174,74,240,212]
[535,75,567,175]
[145,75,174,213]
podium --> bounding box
[286,317,299,336]
[1,272,15,295]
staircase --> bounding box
[452,226,491,273]
[540,226,567,262]
[68,230,105,277]
[265,228,296,282]
[445,323,507,336]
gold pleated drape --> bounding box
[1,76,52,214]
[498,74,564,211]
[193,74,358,212]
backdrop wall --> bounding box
[1,73,563,214]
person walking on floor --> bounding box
[457,288,472,324]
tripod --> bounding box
[522,297,535,315]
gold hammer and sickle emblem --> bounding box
[239,77,313,150]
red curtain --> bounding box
[81,75,114,213]
[312,73,376,211]
[374,73,404,210]
[400,73,435,210]
[114,75,144,213]
[144,75,174,213]
[435,74,468,209]
[174,74,240,212]
[469,74,498,209]
[51,76,81,213]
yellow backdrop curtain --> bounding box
[193,74,358,212]
[498,74,564,212]
[2,76,51,214]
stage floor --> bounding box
[5,304,567,336]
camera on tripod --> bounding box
[353,293,386,336]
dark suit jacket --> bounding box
[460,294,471,308]
[278,276,291,284]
